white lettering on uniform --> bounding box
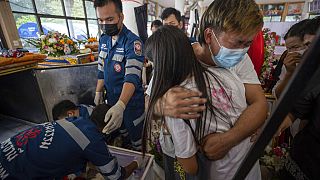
[0,163,9,179]
[1,139,18,162]
[39,122,55,149]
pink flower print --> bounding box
[211,87,232,112]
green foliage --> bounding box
[15,15,36,28]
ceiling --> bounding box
[156,0,307,8]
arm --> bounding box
[85,139,137,180]
[202,84,268,160]
[119,82,135,106]
[177,155,198,175]
[275,72,294,98]
[276,86,316,136]
[123,161,138,179]
[96,79,105,92]
[227,84,268,145]
[275,52,301,98]
[165,118,199,175]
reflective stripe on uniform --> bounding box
[98,57,104,72]
[125,59,143,69]
[99,51,108,58]
[103,166,122,180]
[99,158,117,174]
[81,105,94,116]
[112,54,124,62]
[57,120,90,150]
[125,67,141,78]
[132,139,142,146]
[133,112,145,126]
[131,139,142,150]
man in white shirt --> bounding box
[147,0,268,167]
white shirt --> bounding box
[160,66,261,180]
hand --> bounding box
[201,132,234,160]
[284,52,301,73]
[94,92,104,105]
[133,156,147,169]
[275,115,293,137]
[156,87,207,119]
[102,100,126,134]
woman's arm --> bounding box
[177,155,198,175]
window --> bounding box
[9,0,99,49]
[260,4,284,22]
[285,15,301,22]
[34,0,64,16]
[309,14,320,19]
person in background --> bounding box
[0,104,143,180]
[270,20,310,138]
[146,0,268,163]
[94,0,145,151]
[151,20,162,34]
[276,16,320,180]
[273,19,310,99]
[143,25,261,179]
[161,7,183,29]
[160,7,198,45]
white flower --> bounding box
[40,35,46,40]
[48,38,57,44]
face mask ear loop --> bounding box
[211,30,222,48]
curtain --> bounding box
[134,4,148,43]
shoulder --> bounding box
[123,27,141,44]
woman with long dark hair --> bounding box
[142,26,261,179]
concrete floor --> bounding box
[0,115,37,142]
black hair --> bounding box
[284,19,310,40]
[142,25,231,154]
[94,0,123,12]
[303,16,320,35]
[90,104,112,131]
[52,100,78,120]
[161,7,182,22]
[151,20,163,29]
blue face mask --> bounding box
[209,32,249,68]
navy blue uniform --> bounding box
[78,104,94,120]
[0,117,124,180]
[97,25,145,150]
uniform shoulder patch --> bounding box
[134,40,142,56]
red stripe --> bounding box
[122,0,143,5]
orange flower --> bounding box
[60,40,65,44]
[67,39,73,45]
[88,37,97,43]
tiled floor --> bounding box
[0,115,37,142]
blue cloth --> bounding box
[97,25,145,109]
[78,104,94,120]
[0,117,124,180]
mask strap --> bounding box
[211,30,222,48]
[208,44,214,56]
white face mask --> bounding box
[289,49,306,55]
[209,31,249,68]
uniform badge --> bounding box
[134,40,142,56]
[114,63,122,72]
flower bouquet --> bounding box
[260,28,276,93]
[85,37,99,52]
[260,143,290,179]
[27,31,79,57]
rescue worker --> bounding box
[0,104,143,180]
[52,100,94,120]
[93,0,145,151]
